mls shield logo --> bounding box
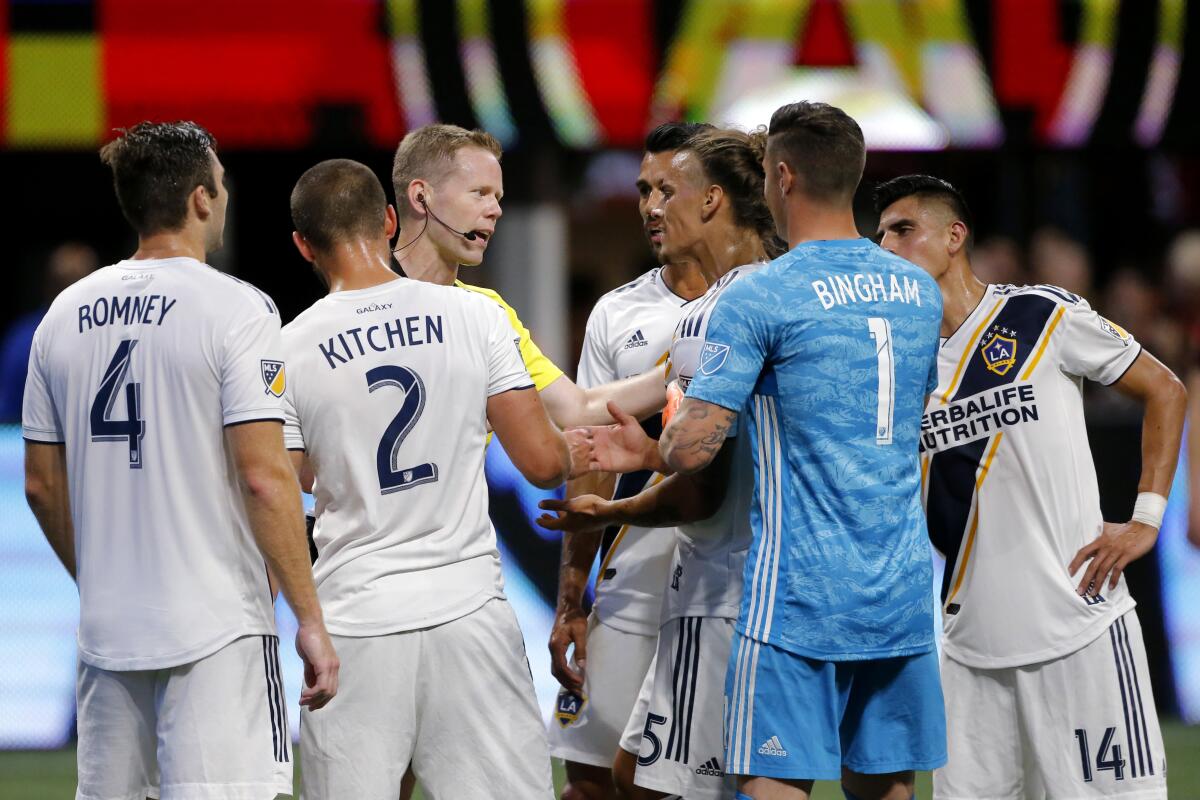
[980,332,1017,376]
[554,690,586,728]
[699,342,730,375]
[260,360,286,396]
[1099,317,1132,346]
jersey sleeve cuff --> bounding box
[487,380,536,397]
[21,426,64,443]
[223,409,286,427]
[1098,342,1143,386]
[683,386,744,416]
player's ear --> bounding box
[292,231,316,264]
[384,204,398,239]
[776,160,794,196]
[947,220,968,256]
[191,183,213,221]
[702,185,723,222]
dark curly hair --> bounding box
[99,121,219,236]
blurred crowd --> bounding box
[6,229,1200,548]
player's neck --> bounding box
[784,202,860,249]
[131,229,207,263]
[692,228,768,285]
[393,233,459,286]
[939,260,989,338]
[659,259,708,300]
[321,240,401,294]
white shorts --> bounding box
[620,617,737,800]
[547,613,657,768]
[76,634,292,800]
[300,598,553,800]
[935,609,1165,800]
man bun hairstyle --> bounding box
[291,159,388,252]
[99,121,218,236]
[873,174,974,246]
[683,127,787,258]
[766,101,865,204]
[391,124,502,211]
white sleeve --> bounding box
[1057,300,1143,385]
[485,303,534,396]
[282,386,305,451]
[21,322,63,443]
[220,309,288,426]
[575,304,615,389]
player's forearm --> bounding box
[26,488,75,580]
[660,399,735,475]
[590,370,668,423]
[609,472,721,528]
[1136,369,1187,498]
[556,473,611,609]
[239,465,324,625]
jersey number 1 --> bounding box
[867,317,894,445]
[90,339,145,468]
[366,365,438,494]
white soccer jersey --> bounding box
[281,277,532,637]
[22,257,286,671]
[578,267,691,637]
[922,284,1143,669]
[663,264,762,622]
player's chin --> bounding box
[457,243,487,266]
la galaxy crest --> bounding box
[979,325,1017,376]
[554,689,587,728]
[261,360,286,396]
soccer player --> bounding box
[284,159,573,799]
[876,175,1184,799]
[657,103,947,800]
[22,121,338,800]
[390,124,667,428]
[545,122,710,800]
[539,126,785,800]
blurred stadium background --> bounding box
[3,0,1200,796]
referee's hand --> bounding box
[1069,520,1158,597]
[296,622,340,711]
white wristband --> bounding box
[1130,492,1167,530]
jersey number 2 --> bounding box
[867,317,895,445]
[90,339,145,468]
[366,365,438,494]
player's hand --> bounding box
[548,605,588,691]
[295,622,340,711]
[1068,520,1159,597]
[563,427,594,480]
[536,494,614,534]
[588,401,658,474]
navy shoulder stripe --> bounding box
[217,272,278,315]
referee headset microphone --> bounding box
[392,192,478,256]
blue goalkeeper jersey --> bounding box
[686,238,942,660]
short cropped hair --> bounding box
[391,124,502,208]
[873,174,974,245]
[644,121,714,154]
[683,128,787,258]
[766,102,865,203]
[99,121,218,236]
[291,159,387,251]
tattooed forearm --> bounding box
[659,399,736,474]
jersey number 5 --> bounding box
[867,317,895,445]
[365,365,438,494]
[90,339,145,468]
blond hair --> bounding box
[391,124,502,213]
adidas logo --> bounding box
[694,756,724,776]
[757,736,788,757]
[623,329,649,349]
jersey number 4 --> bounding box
[90,339,145,468]
[867,317,895,445]
[366,365,438,494]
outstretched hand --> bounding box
[536,494,613,534]
[1068,520,1158,597]
[563,428,594,480]
[577,401,658,474]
